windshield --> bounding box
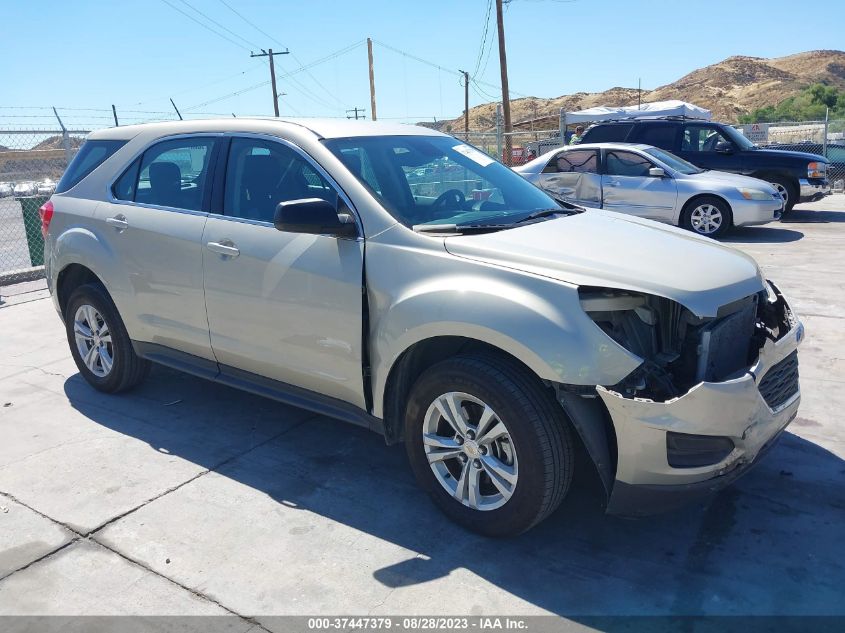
[721,125,757,150]
[323,135,560,228]
[644,147,704,175]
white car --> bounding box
[37,179,57,195]
[13,181,37,196]
[515,143,784,237]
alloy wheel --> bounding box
[690,203,723,235]
[73,304,114,377]
[771,182,789,207]
[422,392,518,511]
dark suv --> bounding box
[580,119,831,212]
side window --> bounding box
[636,125,677,150]
[605,150,653,177]
[543,150,598,174]
[224,137,338,223]
[112,158,140,201]
[682,126,731,152]
[581,123,633,144]
[134,137,216,211]
[56,140,126,194]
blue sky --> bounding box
[1,0,842,128]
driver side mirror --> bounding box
[715,141,734,154]
[274,198,358,238]
[648,167,666,178]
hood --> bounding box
[684,169,779,191]
[755,148,829,163]
[443,209,765,318]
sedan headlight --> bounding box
[737,187,774,201]
[808,162,827,178]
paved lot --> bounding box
[0,198,844,628]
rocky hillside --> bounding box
[434,50,845,132]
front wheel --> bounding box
[768,177,798,214]
[404,354,574,536]
[680,196,732,238]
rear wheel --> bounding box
[681,196,732,238]
[65,283,150,393]
[404,354,574,536]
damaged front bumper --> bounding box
[598,315,804,517]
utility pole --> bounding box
[459,69,469,140]
[251,48,290,117]
[169,98,183,120]
[346,107,366,120]
[367,38,377,120]
[495,0,513,165]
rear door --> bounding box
[97,135,220,361]
[600,149,677,221]
[537,148,601,207]
[201,135,365,408]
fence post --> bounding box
[52,107,72,165]
[496,103,503,162]
[559,108,566,145]
[823,107,829,158]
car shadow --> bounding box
[63,367,845,618]
[782,209,845,223]
[722,226,804,244]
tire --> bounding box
[768,176,798,214]
[65,283,150,393]
[404,353,574,537]
[680,196,732,238]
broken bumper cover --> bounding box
[598,318,804,517]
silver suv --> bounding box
[43,119,803,536]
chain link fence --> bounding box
[0,128,88,285]
[736,119,845,190]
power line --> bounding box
[174,0,262,50]
[158,0,249,51]
[472,0,494,78]
[215,0,349,111]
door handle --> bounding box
[206,240,240,258]
[106,215,128,230]
[607,180,620,187]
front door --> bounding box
[537,148,602,207]
[600,149,677,221]
[202,135,365,408]
[677,124,744,173]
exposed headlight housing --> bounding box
[737,187,774,201]
[808,161,827,178]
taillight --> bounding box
[39,200,54,238]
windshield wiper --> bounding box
[515,207,571,224]
[413,223,510,234]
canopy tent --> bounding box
[563,100,711,125]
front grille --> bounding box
[758,351,799,410]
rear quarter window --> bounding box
[581,123,633,144]
[56,140,127,194]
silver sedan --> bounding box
[515,142,784,237]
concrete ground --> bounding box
[0,197,843,628]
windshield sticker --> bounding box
[452,144,495,167]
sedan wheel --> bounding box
[423,392,518,511]
[73,304,114,377]
[681,196,732,238]
[689,203,724,235]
